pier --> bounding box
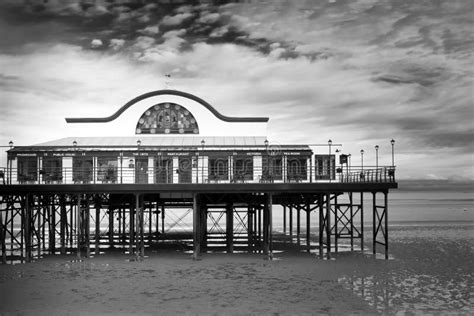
[0,89,397,263]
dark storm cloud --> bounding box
[1,0,473,179]
[0,0,334,62]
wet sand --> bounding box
[0,251,377,315]
[1,225,473,315]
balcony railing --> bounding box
[0,165,396,185]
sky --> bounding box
[0,0,473,181]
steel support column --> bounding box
[76,194,81,259]
[193,194,200,260]
[226,202,233,253]
[263,193,273,259]
[306,201,311,253]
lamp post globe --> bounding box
[390,139,395,167]
[375,145,379,169]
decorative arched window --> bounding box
[136,102,199,134]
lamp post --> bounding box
[264,139,269,181]
[360,149,364,173]
[328,140,332,182]
[137,139,141,184]
[375,145,379,169]
[390,139,395,167]
[201,139,205,183]
[72,140,77,183]
[8,141,13,184]
[375,145,379,182]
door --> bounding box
[178,157,192,183]
[155,158,173,184]
[135,158,148,184]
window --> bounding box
[314,155,335,180]
[233,157,253,182]
[262,156,282,181]
[136,102,199,134]
[287,157,307,181]
[73,157,93,183]
[97,157,118,183]
[43,157,62,183]
[208,157,229,181]
[155,157,173,184]
[18,157,37,183]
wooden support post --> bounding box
[155,203,159,240]
[192,194,200,260]
[140,195,145,258]
[60,195,66,255]
[306,202,311,253]
[161,206,165,236]
[202,204,208,253]
[226,202,233,253]
[335,194,338,254]
[49,195,55,254]
[109,206,114,248]
[258,206,262,245]
[297,206,301,245]
[318,194,323,258]
[248,206,253,253]
[283,206,286,234]
[360,192,364,252]
[129,203,134,255]
[135,193,141,260]
[263,198,269,257]
[42,197,46,251]
[262,193,273,259]
[384,192,388,260]
[96,198,101,254]
[25,194,31,263]
[85,196,90,258]
[326,193,331,259]
[69,198,74,249]
[38,198,42,257]
[149,204,153,243]
[76,194,81,259]
[372,192,376,255]
[269,194,273,255]
[289,206,293,237]
[0,208,6,264]
[349,192,354,251]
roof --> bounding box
[26,136,306,148]
[65,90,269,123]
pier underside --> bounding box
[0,183,396,263]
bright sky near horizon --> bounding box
[0,0,473,181]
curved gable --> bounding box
[66,89,269,123]
[64,89,268,137]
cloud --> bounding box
[197,12,220,24]
[138,25,159,35]
[161,12,194,26]
[0,0,473,180]
[109,38,125,50]
[91,39,103,48]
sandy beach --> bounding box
[1,223,473,315]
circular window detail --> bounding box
[135,102,199,134]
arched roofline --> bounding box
[65,89,269,123]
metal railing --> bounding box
[0,165,395,185]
